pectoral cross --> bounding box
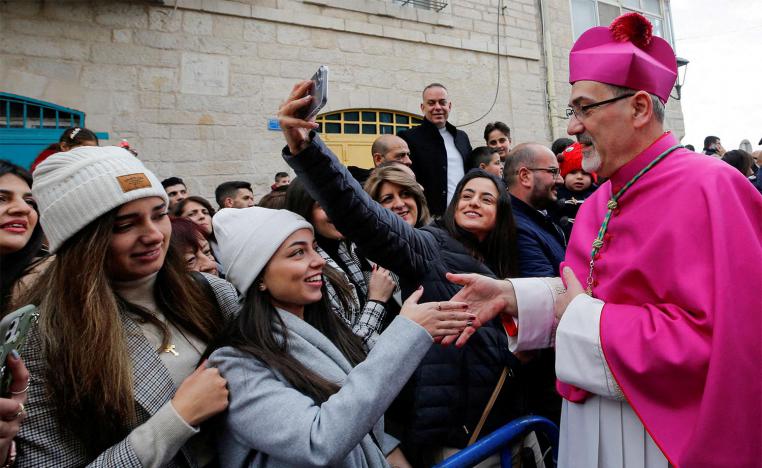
[162,344,179,356]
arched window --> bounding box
[315,109,422,168]
[0,93,106,168]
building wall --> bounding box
[0,0,684,199]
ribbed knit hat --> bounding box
[213,207,313,295]
[559,143,598,183]
[32,146,168,252]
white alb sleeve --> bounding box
[554,294,623,400]
[507,277,564,352]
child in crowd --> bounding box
[30,127,99,172]
[467,146,503,178]
[555,142,597,237]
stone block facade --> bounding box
[0,0,685,200]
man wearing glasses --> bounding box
[503,143,566,278]
[447,13,761,467]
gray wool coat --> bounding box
[208,311,433,468]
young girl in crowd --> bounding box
[278,81,537,466]
[0,161,46,314]
[31,127,100,172]
[206,206,474,467]
[58,126,99,152]
[555,142,598,237]
[170,217,219,277]
[17,146,239,467]
[286,178,396,348]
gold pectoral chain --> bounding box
[585,144,682,296]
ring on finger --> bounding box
[10,381,29,395]
[466,320,473,327]
[12,403,24,419]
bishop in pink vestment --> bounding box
[559,131,761,466]
[449,13,762,468]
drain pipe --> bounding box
[538,0,560,142]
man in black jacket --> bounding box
[399,83,472,216]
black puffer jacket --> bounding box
[284,135,524,459]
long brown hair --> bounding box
[24,208,225,455]
[443,170,519,278]
[205,279,366,404]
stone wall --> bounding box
[0,0,684,199]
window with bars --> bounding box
[1,93,84,129]
[570,0,673,46]
[315,109,424,136]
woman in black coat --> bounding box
[278,81,529,466]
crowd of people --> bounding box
[0,12,759,468]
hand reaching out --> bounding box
[440,272,518,348]
[400,287,476,338]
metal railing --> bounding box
[434,415,560,468]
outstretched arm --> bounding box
[442,269,574,349]
[279,81,438,278]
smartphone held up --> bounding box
[296,65,328,121]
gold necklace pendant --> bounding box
[162,344,179,356]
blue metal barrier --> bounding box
[433,415,559,468]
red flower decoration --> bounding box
[610,12,653,49]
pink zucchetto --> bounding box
[569,13,678,103]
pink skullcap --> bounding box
[569,13,677,103]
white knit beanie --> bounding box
[213,207,313,295]
[32,146,168,252]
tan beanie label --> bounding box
[117,173,152,192]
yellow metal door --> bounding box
[315,109,423,169]
[322,135,377,169]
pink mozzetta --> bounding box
[569,14,678,102]
[557,132,762,466]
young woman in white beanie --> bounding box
[285,178,396,350]
[205,206,477,468]
[16,146,239,467]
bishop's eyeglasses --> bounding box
[565,93,636,120]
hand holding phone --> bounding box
[295,65,328,121]
[279,67,329,155]
[0,305,38,396]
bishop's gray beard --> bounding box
[582,149,601,173]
